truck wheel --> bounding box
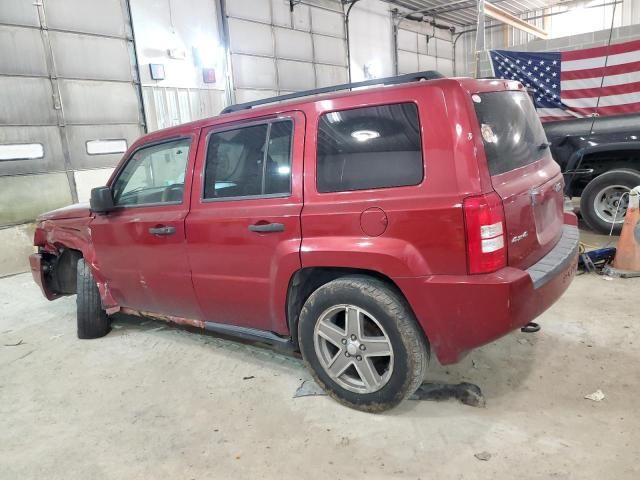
[580,169,640,234]
[298,275,429,412]
[76,258,110,339]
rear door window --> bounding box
[474,91,549,176]
[203,120,293,200]
[316,103,423,193]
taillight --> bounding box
[463,192,507,274]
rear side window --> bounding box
[316,103,423,193]
[203,120,293,200]
[474,91,548,176]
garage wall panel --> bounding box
[0,77,57,125]
[0,26,48,76]
[315,63,347,87]
[226,0,347,101]
[397,25,454,75]
[59,80,140,125]
[49,32,132,81]
[398,50,418,74]
[235,89,279,104]
[74,168,115,203]
[275,28,313,61]
[228,18,274,56]
[226,0,272,23]
[0,1,39,26]
[66,124,140,170]
[0,173,73,226]
[0,126,65,175]
[44,0,127,37]
[310,8,344,37]
[232,54,277,90]
[397,29,418,53]
[277,60,315,91]
[313,35,347,66]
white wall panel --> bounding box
[0,77,57,125]
[397,50,418,74]
[272,0,292,27]
[66,124,140,170]
[74,168,115,203]
[235,89,279,103]
[348,1,394,81]
[59,80,140,125]
[232,54,277,90]
[228,18,274,56]
[277,60,315,91]
[310,8,344,38]
[226,0,272,23]
[313,35,347,66]
[0,1,40,26]
[0,126,65,175]
[436,38,453,60]
[45,0,126,37]
[50,32,131,81]
[315,64,347,87]
[0,26,48,77]
[292,3,311,31]
[437,58,454,77]
[398,29,418,53]
[419,54,437,71]
[275,28,313,61]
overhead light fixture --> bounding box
[351,130,380,142]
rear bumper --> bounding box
[395,222,579,365]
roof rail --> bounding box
[220,70,444,114]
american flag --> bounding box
[489,39,640,122]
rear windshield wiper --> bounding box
[538,142,552,150]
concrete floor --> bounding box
[1,250,639,479]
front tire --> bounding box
[580,169,640,234]
[76,258,110,339]
[298,275,429,412]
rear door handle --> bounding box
[248,222,285,233]
[148,226,176,236]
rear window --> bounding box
[316,103,423,193]
[474,91,548,176]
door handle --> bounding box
[248,222,285,233]
[148,226,176,236]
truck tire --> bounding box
[580,169,640,234]
[298,275,429,412]
[76,258,110,339]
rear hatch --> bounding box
[474,90,564,269]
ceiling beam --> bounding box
[484,1,549,38]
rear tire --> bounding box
[580,169,640,234]
[76,258,110,339]
[298,275,429,413]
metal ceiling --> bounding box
[382,0,569,27]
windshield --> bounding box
[474,91,548,176]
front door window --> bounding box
[112,138,191,206]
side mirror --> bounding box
[90,186,115,213]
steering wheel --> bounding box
[161,184,184,203]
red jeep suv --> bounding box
[30,72,578,412]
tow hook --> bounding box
[521,322,540,333]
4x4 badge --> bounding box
[512,231,529,243]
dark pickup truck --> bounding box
[543,113,640,234]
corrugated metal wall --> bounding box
[225,0,349,102]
